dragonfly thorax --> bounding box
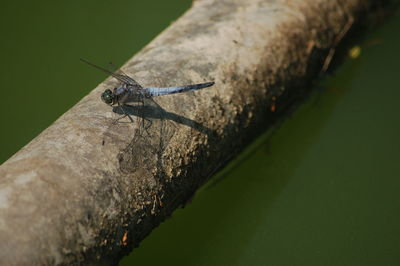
[101,89,115,105]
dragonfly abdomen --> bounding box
[145,82,214,97]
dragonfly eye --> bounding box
[101,89,114,105]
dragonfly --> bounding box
[81,58,215,124]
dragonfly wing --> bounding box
[80,58,141,87]
[144,82,214,97]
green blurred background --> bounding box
[1,1,399,266]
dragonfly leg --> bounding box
[138,97,153,134]
[113,103,134,124]
[143,117,152,132]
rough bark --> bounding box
[0,0,391,264]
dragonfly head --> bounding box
[101,89,115,105]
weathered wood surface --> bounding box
[0,0,389,264]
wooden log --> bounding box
[0,0,390,264]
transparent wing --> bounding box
[80,58,141,87]
[144,82,214,97]
[108,62,131,78]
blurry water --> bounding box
[120,12,400,266]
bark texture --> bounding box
[0,0,389,264]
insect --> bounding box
[81,59,214,124]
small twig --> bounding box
[321,16,354,73]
